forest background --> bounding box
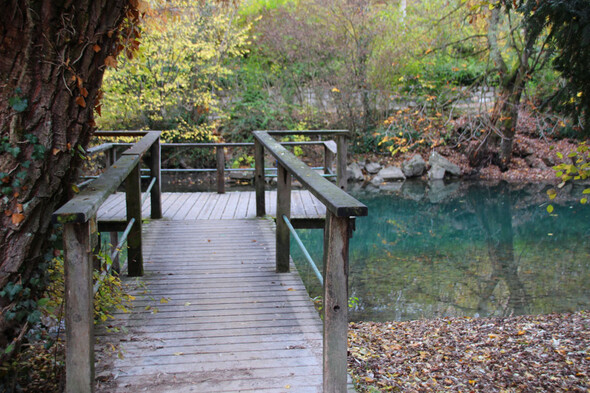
[99,0,589,172]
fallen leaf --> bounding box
[93,44,101,52]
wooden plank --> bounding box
[209,193,229,219]
[234,191,250,218]
[183,193,209,219]
[221,192,240,219]
[96,219,324,393]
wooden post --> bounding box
[323,211,350,393]
[126,163,143,276]
[149,137,162,219]
[64,220,95,393]
[216,146,225,194]
[254,138,265,217]
[324,141,336,175]
[336,134,348,190]
[276,163,291,273]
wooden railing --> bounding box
[253,130,368,393]
[52,131,162,393]
[85,131,347,194]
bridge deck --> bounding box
[96,219,324,392]
[97,190,326,221]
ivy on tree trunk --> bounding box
[0,0,135,357]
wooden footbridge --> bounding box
[53,131,367,393]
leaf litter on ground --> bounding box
[348,311,589,392]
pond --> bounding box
[290,180,590,322]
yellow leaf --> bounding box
[331,87,340,93]
[160,297,169,304]
[173,352,184,356]
[546,205,554,214]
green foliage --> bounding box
[99,0,252,140]
[521,0,590,133]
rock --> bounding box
[429,152,461,176]
[377,166,406,181]
[229,170,254,181]
[347,162,365,182]
[370,176,384,187]
[428,165,446,180]
[402,155,426,178]
[364,161,382,174]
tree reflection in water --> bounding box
[290,181,590,322]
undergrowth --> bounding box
[0,244,133,392]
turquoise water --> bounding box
[291,181,590,322]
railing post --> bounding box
[64,219,96,393]
[149,137,162,219]
[255,138,265,217]
[216,146,225,194]
[324,143,335,175]
[336,134,348,190]
[276,163,291,273]
[323,211,350,393]
[126,163,143,276]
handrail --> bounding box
[87,137,343,194]
[254,131,367,217]
[51,131,162,393]
[252,129,367,393]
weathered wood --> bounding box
[120,131,161,157]
[254,138,265,217]
[323,211,350,393]
[53,154,140,223]
[336,134,348,190]
[216,146,225,194]
[125,164,143,276]
[266,129,349,136]
[149,137,162,218]
[64,221,95,393]
[95,130,152,137]
[97,191,327,221]
[95,219,324,393]
[276,164,291,273]
[253,131,367,218]
[109,231,120,273]
[324,140,337,175]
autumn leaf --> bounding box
[80,87,89,97]
[93,44,101,53]
[75,96,86,108]
[104,56,118,68]
[12,213,25,225]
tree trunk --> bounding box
[0,0,132,355]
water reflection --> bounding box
[291,181,590,322]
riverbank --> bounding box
[348,311,589,392]
[353,131,580,184]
